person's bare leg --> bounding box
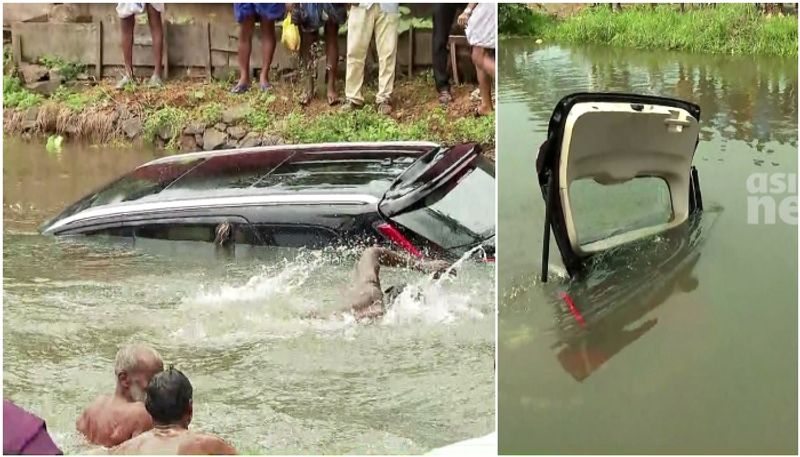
[120,16,136,76]
[237,17,255,88]
[145,5,164,79]
[259,19,277,87]
[473,47,492,115]
[482,52,495,79]
[324,20,340,105]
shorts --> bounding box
[466,3,496,49]
[116,3,164,19]
[233,3,286,23]
[291,3,348,33]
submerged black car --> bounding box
[41,141,495,261]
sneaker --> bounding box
[148,74,164,87]
[115,73,135,90]
[438,89,453,104]
[341,100,363,112]
[377,102,393,115]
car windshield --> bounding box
[391,159,495,250]
[49,158,205,223]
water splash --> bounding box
[382,245,490,325]
[168,247,491,341]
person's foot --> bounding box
[147,74,163,87]
[115,73,135,90]
[438,89,453,104]
[474,105,493,117]
[259,82,273,92]
[327,90,340,106]
[230,82,250,94]
[341,100,363,112]
[377,102,393,115]
[470,88,480,101]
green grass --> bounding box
[499,3,557,37]
[501,4,798,57]
[3,75,43,109]
[142,106,188,150]
[51,86,108,112]
[39,54,87,81]
[276,105,494,146]
[5,72,494,152]
[196,101,224,125]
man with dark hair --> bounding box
[432,3,465,104]
[110,367,236,455]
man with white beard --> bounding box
[76,344,164,447]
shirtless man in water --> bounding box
[111,367,236,455]
[76,344,163,447]
[347,246,451,320]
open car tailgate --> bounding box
[537,92,703,280]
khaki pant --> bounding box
[345,4,399,105]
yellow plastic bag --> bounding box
[281,16,300,52]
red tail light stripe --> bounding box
[559,291,586,328]
[376,223,424,258]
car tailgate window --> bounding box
[391,164,495,249]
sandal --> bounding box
[230,83,250,94]
[259,82,273,92]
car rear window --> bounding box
[569,176,674,246]
[391,160,495,250]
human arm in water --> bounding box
[348,246,451,320]
[354,246,451,287]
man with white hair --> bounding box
[76,343,164,447]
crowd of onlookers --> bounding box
[114,3,496,115]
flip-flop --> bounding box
[230,83,250,94]
[259,83,273,92]
[327,95,341,106]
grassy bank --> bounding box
[499,3,798,57]
[3,70,494,156]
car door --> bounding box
[536,92,703,279]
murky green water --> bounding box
[498,42,797,454]
[3,139,495,454]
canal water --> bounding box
[3,139,495,454]
[498,42,797,454]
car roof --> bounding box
[41,142,440,234]
[131,141,439,201]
